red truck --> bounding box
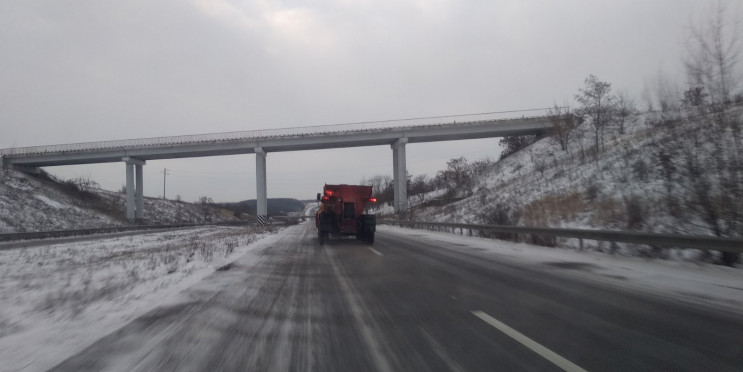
[316,184,376,245]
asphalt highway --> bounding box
[52,222,743,371]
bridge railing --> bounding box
[380,220,743,253]
[0,109,552,156]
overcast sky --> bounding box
[0,0,721,202]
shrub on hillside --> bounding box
[478,202,521,241]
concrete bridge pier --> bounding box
[392,138,408,214]
[255,148,268,225]
[123,157,145,221]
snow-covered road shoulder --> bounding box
[0,225,287,372]
[379,225,743,313]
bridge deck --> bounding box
[1,114,552,167]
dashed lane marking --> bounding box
[471,310,587,372]
[368,247,383,256]
[326,247,393,371]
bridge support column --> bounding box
[135,163,144,219]
[392,138,408,214]
[125,163,135,220]
[255,147,268,225]
[123,157,145,222]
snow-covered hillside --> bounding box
[408,107,742,262]
[0,170,237,233]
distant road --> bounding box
[52,223,743,371]
[303,201,318,216]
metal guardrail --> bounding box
[0,110,552,156]
[0,221,252,243]
[272,215,310,221]
[380,220,743,253]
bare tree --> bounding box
[574,119,588,162]
[73,176,100,193]
[361,174,394,206]
[682,86,709,108]
[198,196,214,222]
[654,101,742,266]
[499,135,537,160]
[685,0,741,106]
[437,157,473,196]
[470,158,495,176]
[575,75,616,157]
[614,91,637,134]
[547,104,576,152]
[642,71,682,113]
[682,3,743,265]
[409,174,429,202]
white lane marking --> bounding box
[326,247,393,372]
[471,310,587,372]
[419,327,465,372]
[368,247,383,256]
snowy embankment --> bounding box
[379,225,743,312]
[0,225,284,371]
[410,109,742,264]
[0,171,119,233]
[0,169,238,234]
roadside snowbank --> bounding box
[0,225,285,372]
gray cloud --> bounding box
[0,0,714,201]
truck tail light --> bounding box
[321,196,330,201]
[369,198,377,202]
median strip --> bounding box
[471,310,587,372]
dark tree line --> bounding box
[499,136,537,160]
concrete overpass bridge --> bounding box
[1,111,553,222]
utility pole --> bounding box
[161,168,171,199]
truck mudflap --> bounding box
[317,212,334,245]
[360,214,376,233]
[358,214,376,245]
[318,213,336,232]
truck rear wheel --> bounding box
[364,231,375,245]
[318,230,328,245]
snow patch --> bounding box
[34,194,64,209]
